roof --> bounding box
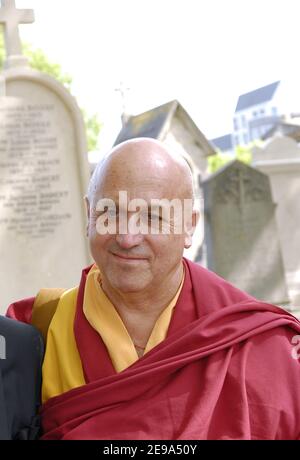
[114,101,176,145]
[202,159,270,187]
[210,134,233,151]
[235,81,280,112]
[262,121,300,142]
[113,100,215,157]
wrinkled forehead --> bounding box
[88,141,194,207]
[92,167,183,203]
[94,182,180,205]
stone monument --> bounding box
[0,0,90,313]
[202,160,289,305]
[252,135,300,308]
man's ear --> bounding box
[84,196,90,237]
[184,209,200,249]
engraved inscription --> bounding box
[216,166,268,205]
[0,103,71,238]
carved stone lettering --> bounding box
[0,102,70,238]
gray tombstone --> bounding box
[0,1,91,313]
[252,136,300,309]
[202,160,289,304]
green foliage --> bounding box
[82,109,103,152]
[235,144,254,164]
[0,27,101,152]
[0,27,5,67]
[207,150,233,174]
[23,43,73,89]
[208,140,262,174]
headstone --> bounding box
[0,0,34,68]
[0,1,90,313]
[252,135,300,308]
[202,160,289,304]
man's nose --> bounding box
[115,232,144,249]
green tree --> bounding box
[235,143,255,164]
[0,28,102,152]
[208,140,262,174]
[81,109,102,152]
[207,150,233,174]
[0,27,4,67]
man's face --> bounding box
[87,172,192,295]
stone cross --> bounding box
[202,160,289,304]
[115,81,131,123]
[0,0,34,58]
[218,164,252,210]
[229,167,251,209]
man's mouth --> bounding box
[111,252,148,262]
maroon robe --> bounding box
[7,259,300,439]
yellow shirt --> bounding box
[83,264,184,372]
[42,264,184,402]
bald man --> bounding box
[7,138,300,440]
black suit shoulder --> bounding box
[0,316,44,440]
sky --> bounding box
[14,0,300,154]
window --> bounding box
[272,107,277,115]
[252,110,257,117]
[260,108,265,115]
[233,117,239,131]
[243,133,248,144]
[242,115,247,128]
[235,135,239,146]
[251,128,258,139]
